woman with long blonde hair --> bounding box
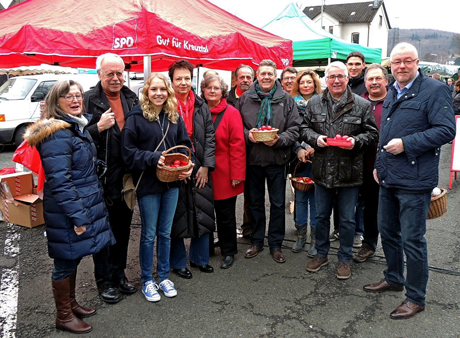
[122,73,193,303]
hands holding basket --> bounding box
[157,151,194,183]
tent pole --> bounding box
[196,67,200,95]
[143,55,151,82]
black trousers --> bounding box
[93,197,133,285]
[361,171,380,250]
[214,196,238,257]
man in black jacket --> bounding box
[347,51,367,96]
[237,59,300,264]
[301,61,378,280]
[85,53,139,303]
[227,64,254,107]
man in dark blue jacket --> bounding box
[363,43,456,320]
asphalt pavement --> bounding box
[0,143,459,338]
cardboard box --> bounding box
[0,172,44,228]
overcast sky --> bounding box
[2,0,458,33]
[208,0,460,34]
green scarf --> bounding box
[255,82,277,128]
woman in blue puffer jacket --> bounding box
[25,80,114,334]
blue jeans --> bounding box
[247,164,286,251]
[53,258,81,281]
[170,234,210,267]
[378,187,431,306]
[138,188,179,284]
[355,198,364,236]
[315,184,359,262]
[294,162,316,227]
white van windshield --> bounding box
[0,78,37,100]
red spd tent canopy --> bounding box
[0,0,292,72]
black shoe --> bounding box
[172,268,193,279]
[114,276,137,295]
[98,283,122,304]
[220,255,234,269]
[190,262,214,273]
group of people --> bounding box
[25,41,455,334]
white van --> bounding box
[0,74,99,145]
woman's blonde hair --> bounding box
[291,70,322,97]
[45,80,85,119]
[140,73,178,123]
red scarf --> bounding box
[210,98,228,118]
[236,86,245,97]
[177,90,195,139]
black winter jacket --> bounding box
[236,80,301,166]
[453,91,460,115]
[301,87,379,188]
[171,95,216,239]
[348,69,367,96]
[227,86,238,107]
[85,82,139,199]
[121,106,194,198]
[25,116,115,260]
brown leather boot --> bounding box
[69,270,96,318]
[52,277,92,334]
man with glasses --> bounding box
[363,42,455,319]
[301,61,378,280]
[237,59,300,264]
[85,53,139,303]
[280,67,298,95]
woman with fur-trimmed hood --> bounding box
[25,79,114,334]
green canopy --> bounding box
[263,3,382,67]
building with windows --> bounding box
[303,0,391,57]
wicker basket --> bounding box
[289,161,314,192]
[156,145,192,182]
[251,128,279,142]
[427,188,447,219]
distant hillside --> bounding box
[388,28,459,64]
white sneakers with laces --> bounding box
[159,279,177,298]
[142,280,160,302]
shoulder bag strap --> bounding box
[213,105,228,131]
[135,120,170,190]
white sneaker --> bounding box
[159,279,177,298]
[142,280,160,302]
[353,234,363,248]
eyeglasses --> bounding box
[390,59,418,67]
[326,74,347,81]
[205,86,221,91]
[61,94,82,101]
[102,71,124,78]
[283,76,296,81]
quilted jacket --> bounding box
[25,115,115,260]
[171,94,216,239]
[375,71,456,191]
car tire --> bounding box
[14,125,28,147]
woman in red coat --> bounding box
[201,74,246,269]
